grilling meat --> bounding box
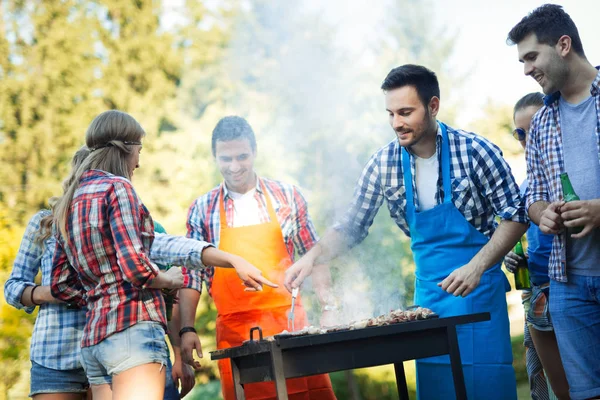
[271,306,436,339]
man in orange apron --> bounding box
[179,116,337,400]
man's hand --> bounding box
[284,256,316,293]
[438,263,485,297]
[539,201,565,234]
[171,356,196,398]
[180,332,203,370]
[560,199,600,238]
[230,256,278,292]
[503,251,523,273]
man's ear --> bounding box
[428,97,440,118]
[556,35,572,58]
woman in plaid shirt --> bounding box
[5,146,91,399]
[50,110,276,400]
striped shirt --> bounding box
[4,210,86,370]
[526,68,600,282]
[50,169,213,347]
[186,177,319,296]
[335,122,527,245]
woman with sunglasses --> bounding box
[504,92,569,400]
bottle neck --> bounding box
[561,173,577,196]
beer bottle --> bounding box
[560,173,583,234]
[513,239,531,290]
[154,221,175,321]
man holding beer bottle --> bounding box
[508,5,600,399]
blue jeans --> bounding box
[30,361,88,397]
[80,321,169,386]
[164,351,180,400]
[550,275,600,400]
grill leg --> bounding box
[269,344,289,399]
[231,359,246,400]
[447,326,467,400]
[394,362,410,400]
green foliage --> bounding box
[0,0,529,397]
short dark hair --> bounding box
[211,116,257,156]
[507,4,585,57]
[381,65,440,108]
[513,92,544,118]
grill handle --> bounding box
[249,326,263,342]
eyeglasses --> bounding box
[512,128,526,141]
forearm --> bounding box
[179,288,201,327]
[200,247,238,268]
[310,229,349,265]
[528,201,549,226]
[20,285,63,307]
[471,220,528,272]
[167,303,182,348]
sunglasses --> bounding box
[512,128,526,141]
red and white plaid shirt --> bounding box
[186,177,319,296]
[52,170,168,347]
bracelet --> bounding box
[179,326,197,338]
[30,285,40,306]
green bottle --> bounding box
[560,173,583,234]
[513,239,531,290]
[154,221,174,321]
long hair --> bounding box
[53,110,146,240]
[34,145,91,247]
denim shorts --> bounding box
[80,321,169,386]
[30,360,88,396]
[550,275,600,400]
[521,282,553,331]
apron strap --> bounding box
[402,121,451,220]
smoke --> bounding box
[218,0,419,327]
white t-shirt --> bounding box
[228,188,262,227]
[415,154,439,211]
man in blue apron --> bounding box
[284,64,528,399]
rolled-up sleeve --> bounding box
[150,233,213,292]
[289,186,319,256]
[333,153,385,247]
[185,200,211,293]
[471,137,528,224]
[50,241,85,306]
[108,181,159,288]
[4,211,46,313]
[525,119,550,209]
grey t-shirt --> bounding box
[560,95,600,276]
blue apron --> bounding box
[402,122,516,400]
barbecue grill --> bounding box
[211,312,490,400]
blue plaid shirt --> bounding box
[335,122,527,246]
[526,68,600,282]
[5,210,212,368]
[4,210,86,370]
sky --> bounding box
[307,0,599,126]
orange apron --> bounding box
[213,184,336,400]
